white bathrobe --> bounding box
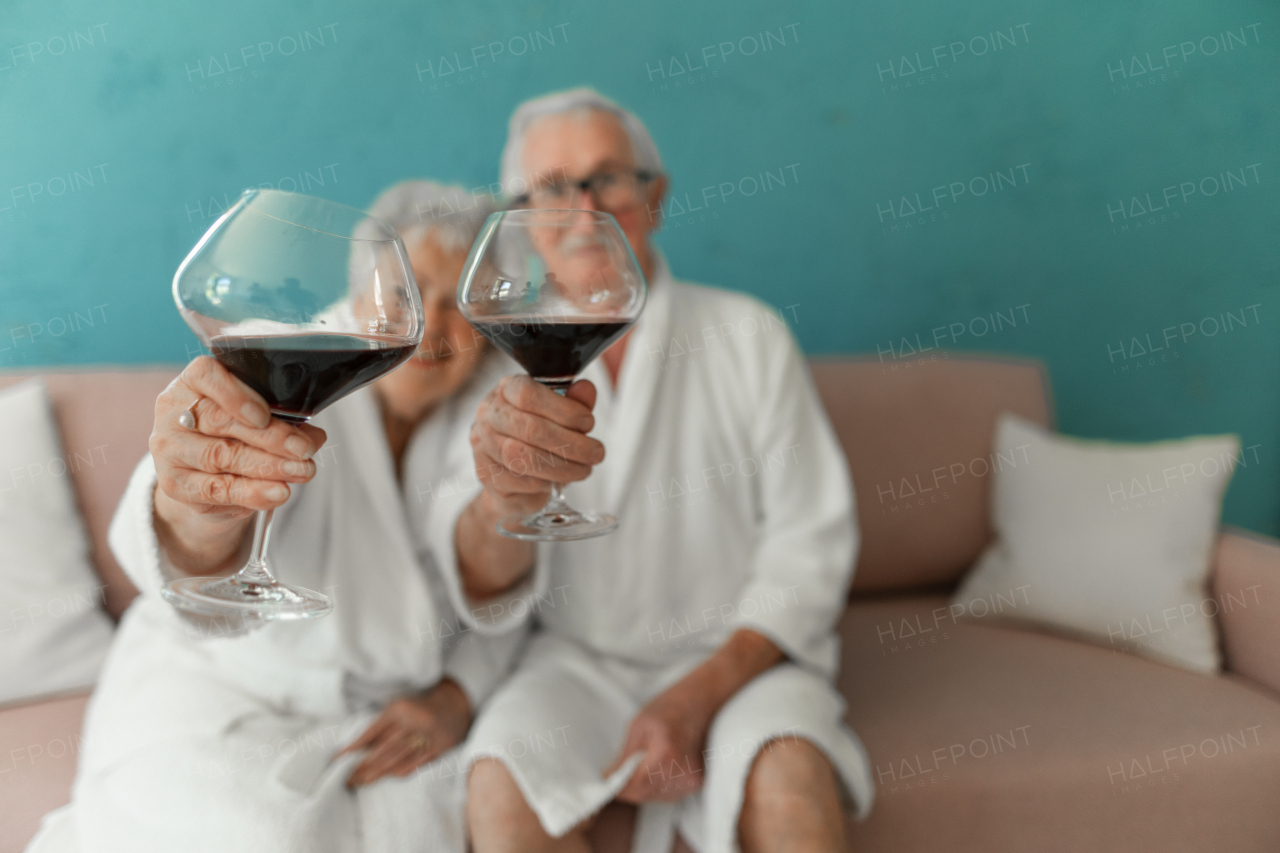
[25,354,521,853]
[427,261,874,853]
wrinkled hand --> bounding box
[341,679,472,789]
[151,356,326,521]
[469,375,603,517]
[604,680,713,803]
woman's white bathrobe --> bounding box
[26,355,519,853]
[428,261,874,853]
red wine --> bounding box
[470,318,631,389]
[211,334,416,422]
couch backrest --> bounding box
[810,355,1052,593]
[0,369,179,619]
[3,355,1053,615]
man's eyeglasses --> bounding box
[514,169,657,210]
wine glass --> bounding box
[457,208,647,541]
[164,189,424,619]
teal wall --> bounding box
[2,0,1278,533]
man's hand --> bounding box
[456,375,604,599]
[469,375,603,512]
[605,676,714,802]
[341,679,471,789]
[603,629,786,803]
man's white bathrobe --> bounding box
[26,355,520,853]
[428,261,874,853]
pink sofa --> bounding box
[2,357,1278,852]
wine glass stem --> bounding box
[544,483,570,512]
[542,384,573,514]
[237,508,278,586]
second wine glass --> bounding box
[457,208,647,541]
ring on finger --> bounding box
[408,734,430,751]
[178,398,201,431]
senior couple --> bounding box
[34,89,871,853]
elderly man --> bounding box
[428,89,872,853]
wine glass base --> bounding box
[497,509,619,542]
[161,575,334,620]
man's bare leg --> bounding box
[738,737,847,853]
[467,758,593,853]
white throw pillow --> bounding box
[953,413,1238,673]
[0,379,114,704]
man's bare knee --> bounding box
[744,736,839,808]
[468,757,537,825]
[739,737,845,853]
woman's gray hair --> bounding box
[499,87,663,199]
[365,180,497,253]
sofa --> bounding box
[2,356,1277,853]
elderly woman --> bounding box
[31,183,517,853]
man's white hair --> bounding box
[365,180,496,252]
[499,87,663,198]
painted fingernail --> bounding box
[266,484,289,502]
[284,436,313,459]
[242,402,270,428]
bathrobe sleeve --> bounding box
[421,360,549,639]
[423,473,550,639]
[723,319,858,678]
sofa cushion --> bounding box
[0,380,116,704]
[954,414,1237,674]
[810,356,1051,594]
[0,690,91,853]
[838,595,1280,852]
[0,370,178,620]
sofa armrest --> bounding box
[1212,527,1280,695]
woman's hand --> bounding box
[341,679,472,789]
[150,356,327,574]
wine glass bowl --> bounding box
[165,189,424,619]
[457,209,647,541]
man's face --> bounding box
[519,110,665,277]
